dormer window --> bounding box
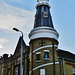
[43,12,48,18]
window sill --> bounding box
[36,60,41,62]
[44,58,49,60]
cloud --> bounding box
[0,44,3,49]
[0,1,34,33]
[0,38,8,49]
[14,0,23,3]
[0,0,23,3]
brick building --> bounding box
[0,0,75,75]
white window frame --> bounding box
[36,52,41,54]
[36,52,41,62]
[43,12,48,18]
[40,69,45,75]
[44,50,49,60]
[44,50,49,52]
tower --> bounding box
[29,0,60,75]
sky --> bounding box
[0,0,75,56]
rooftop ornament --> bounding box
[37,0,49,3]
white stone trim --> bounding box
[36,52,41,54]
[44,50,49,52]
[33,45,52,53]
[29,45,58,57]
[44,58,49,60]
[36,3,50,8]
[33,62,59,71]
[29,62,59,74]
[29,26,59,41]
[36,60,41,62]
[33,45,57,53]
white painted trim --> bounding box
[44,50,49,52]
[29,26,59,41]
[29,62,59,74]
[33,45,52,53]
[36,52,41,54]
[33,45,57,53]
[44,58,49,60]
[36,60,41,62]
[33,62,59,71]
[29,45,58,57]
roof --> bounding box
[14,36,29,55]
[34,5,54,28]
[58,49,75,62]
[0,36,30,64]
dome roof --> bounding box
[34,4,54,28]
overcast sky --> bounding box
[0,0,75,56]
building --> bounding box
[0,0,75,75]
[0,37,30,75]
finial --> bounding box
[37,0,49,4]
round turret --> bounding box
[29,0,60,75]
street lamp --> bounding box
[13,28,23,75]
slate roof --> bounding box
[34,5,54,28]
[14,36,29,55]
[58,49,75,62]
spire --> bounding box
[34,0,54,28]
[29,0,59,41]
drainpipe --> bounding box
[62,58,65,75]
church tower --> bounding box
[29,0,60,75]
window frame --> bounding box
[8,70,11,75]
[36,52,41,62]
[43,12,48,18]
[40,69,45,75]
[73,68,75,75]
[15,67,18,75]
[44,50,49,60]
[7,68,11,75]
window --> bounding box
[44,50,49,60]
[73,68,75,75]
[36,52,41,62]
[40,69,45,75]
[15,67,18,75]
[43,12,48,18]
[8,70,11,75]
[0,70,1,75]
